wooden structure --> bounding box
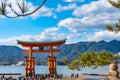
[17,39,66,76]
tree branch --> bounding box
[0,0,46,18]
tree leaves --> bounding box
[63,51,118,71]
[106,20,120,33]
[106,24,114,32]
[108,0,120,8]
[106,0,120,33]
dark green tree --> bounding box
[64,51,118,70]
[106,0,120,33]
[106,20,120,33]
[108,0,120,9]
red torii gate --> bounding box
[17,39,66,76]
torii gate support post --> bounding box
[25,47,35,76]
[48,56,57,74]
[48,46,57,74]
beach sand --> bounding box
[46,78,87,80]
[62,78,87,80]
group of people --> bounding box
[0,73,79,80]
[71,73,79,78]
[0,73,63,80]
[19,73,63,80]
[0,75,17,80]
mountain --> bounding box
[0,40,120,65]
[0,46,24,65]
[56,40,120,61]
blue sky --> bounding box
[0,0,120,45]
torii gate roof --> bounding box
[17,39,66,47]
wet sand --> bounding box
[62,78,87,80]
[46,78,88,80]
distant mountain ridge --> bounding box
[0,46,24,65]
[56,40,120,61]
[0,40,120,65]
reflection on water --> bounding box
[0,65,120,79]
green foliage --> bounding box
[64,58,80,70]
[106,0,120,33]
[108,0,120,8]
[106,20,120,33]
[79,51,97,68]
[63,58,69,65]
[63,51,118,71]
[106,24,114,31]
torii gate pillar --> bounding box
[24,47,35,76]
[48,46,57,73]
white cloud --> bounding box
[58,16,118,33]
[63,0,84,2]
[56,3,77,12]
[44,27,59,33]
[0,0,55,18]
[0,27,66,45]
[58,0,120,33]
[66,33,81,43]
[73,0,113,16]
[0,28,120,46]
[0,35,35,46]
[0,26,83,45]
[58,18,81,33]
[30,6,56,18]
[39,27,61,40]
[87,31,120,42]
[1,0,120,45]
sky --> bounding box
[0,0,120,46]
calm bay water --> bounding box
[0,65,120,79]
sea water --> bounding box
[0,65,119,79]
